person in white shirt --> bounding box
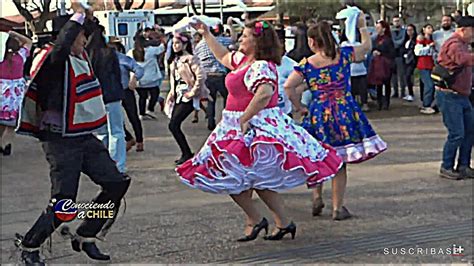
[276,33,298,115]
[432,15,455,62]
[127,35,165,120]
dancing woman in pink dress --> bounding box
[176,19,343,241]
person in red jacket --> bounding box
[414,24,436,114]
[436,16,474,180]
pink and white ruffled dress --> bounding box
[176,52,343,195]
[0,47,29,127]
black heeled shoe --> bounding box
[236,217,269,242]
[175,153,194,165]
[71,238,110,261]
[263,222,296,241]
[3,144,11,156]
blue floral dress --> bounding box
[294,47,387,163]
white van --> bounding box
[94,10,155,51]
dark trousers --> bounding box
[22,134,130,248]
[136,86,159,115]
[391,57,406,96]
[206,74,228,128]
[405,64,416,96]
[376,77,392,109]
[351,75,368,104]
[168,101,194,157]
[122,89,143,143]
[420,79,425,101]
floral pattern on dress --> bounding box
[243,60,278,93]
[294,46,387,163]
[0,78,27,125]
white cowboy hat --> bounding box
[0,32,10,63]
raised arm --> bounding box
[227,17,239,43]
[353,12,372,62]
[50,11,86,63]
[8,31,32,51]
[191,19,234,70]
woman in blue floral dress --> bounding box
[285,14,387,220]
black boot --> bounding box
[21,250,44,265]
[15,233,44,265]
[71,237,110,261]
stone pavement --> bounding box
[0,95,472,264]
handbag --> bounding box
[431,64,462,89]
[368,55,392,86]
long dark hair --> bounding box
[133,35,146,62]
[4,37,21,63]
[307,21,339,60]
[404,24,417,42]
[245,20,282,65]
[420,24,434,39]
[287,23,313,62]
[377,20,391,37]
[167,33,193,65]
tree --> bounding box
[12,0,57,34]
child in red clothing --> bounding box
[414,24,436,114]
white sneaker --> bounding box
[403,95,414,102]
[361,104,370,112]
[420,107,436,114]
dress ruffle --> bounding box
[177,107,343,195]
[334,134,387,163]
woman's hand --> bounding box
[373,50,381,56]
[190,18,210,36]
[240,119,250,134]
[184,92,193,99]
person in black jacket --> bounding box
[402,24,417,102]
[86,18,127,174]
[15,6,130,264]
[370,20,395,110]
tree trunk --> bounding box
[124,0,134,10]
[154,0,160,9]
[190,0,199,16]
[114,0,123,11]
[136,0,146,9]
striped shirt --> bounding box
[194,36,234,74]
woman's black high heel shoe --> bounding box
[236,217,269,242]
[263,222,296,241]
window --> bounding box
[117,23,128,36]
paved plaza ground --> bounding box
[1,93,472,264]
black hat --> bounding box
[456,16,474,27]
[52,15,73,34]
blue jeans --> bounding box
[419,69,435,107]
[97,101,127,173]
[437,91,474,170]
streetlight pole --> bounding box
[220,0,224,22]
[398,0,402,17]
